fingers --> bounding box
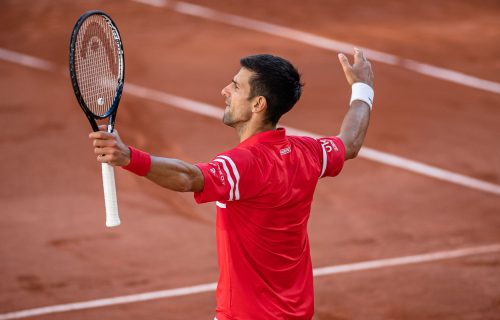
[339,48,368,66]
[338,53,351,70]
[89,126,128,166]
[353,47,366,65]
[89,128,117,164]
[89,129,120,141]
[94,147,122,165]
[96,153,114,164]
[338,52,355,85]
[89,130,112,139]
[339,47,374,87]
[94,146,117,156]
[93,137,117,148]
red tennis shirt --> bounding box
[194,128,345,320]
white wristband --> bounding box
[350,82,374,110]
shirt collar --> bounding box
[239,128,287,147]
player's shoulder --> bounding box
[288,135,318,144]
[217,145,253,159]
[289,135,344,149]
[287,135,322,151]
[287,135,345,159]
[214,146,254,170]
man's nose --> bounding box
[221,84,230,97]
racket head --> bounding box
[69,10,125,130]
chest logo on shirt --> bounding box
[320,139,338,152]
[280,146,291,155]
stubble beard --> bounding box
[222,104,234,127]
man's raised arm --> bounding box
[336,48,374,160]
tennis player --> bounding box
[89,48,374,319]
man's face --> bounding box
[221,67,255,127]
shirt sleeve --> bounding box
[317,136,346,178]
[194,149,250,204]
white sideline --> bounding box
[1,244,499,319]
[131,0,500,95]
[0,48,55,71]
[1,47,499,196]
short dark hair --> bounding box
[240,54,303,125]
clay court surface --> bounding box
[1,0,500,319]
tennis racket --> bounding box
[69,10,125,227]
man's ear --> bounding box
[252,96,267,113]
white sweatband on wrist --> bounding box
[350,82,374,110]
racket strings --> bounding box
[74,15,120,117]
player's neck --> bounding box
[237,121,275,143]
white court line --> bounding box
[131,0,500,95]
[313,243,500,277]
[1,47,499,196]
[1,243,499,319]
[0,48,55,71]
[0,283,217,320]
[133,0,168,7]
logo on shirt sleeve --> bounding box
[209,162,226,185]
[320,139,339,153]
[215,155,241,201]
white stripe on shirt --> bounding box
[320,143,328,178]
[214,158,235,201]
[216,201,226,208]
[218,155,241,200]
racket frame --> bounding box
[69,10,125,132]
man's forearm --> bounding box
[146,156,204,192]
[88,128,205,192]
[336,48,374,160]
[338,101,371,160]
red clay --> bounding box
[1,0,499,319]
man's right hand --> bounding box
[89,125,131,167]
[338,48,374,87]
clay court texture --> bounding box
[1,0,500,319]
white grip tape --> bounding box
[102,162,121,227]
[350,82,374,110]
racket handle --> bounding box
[102,162,121,227]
